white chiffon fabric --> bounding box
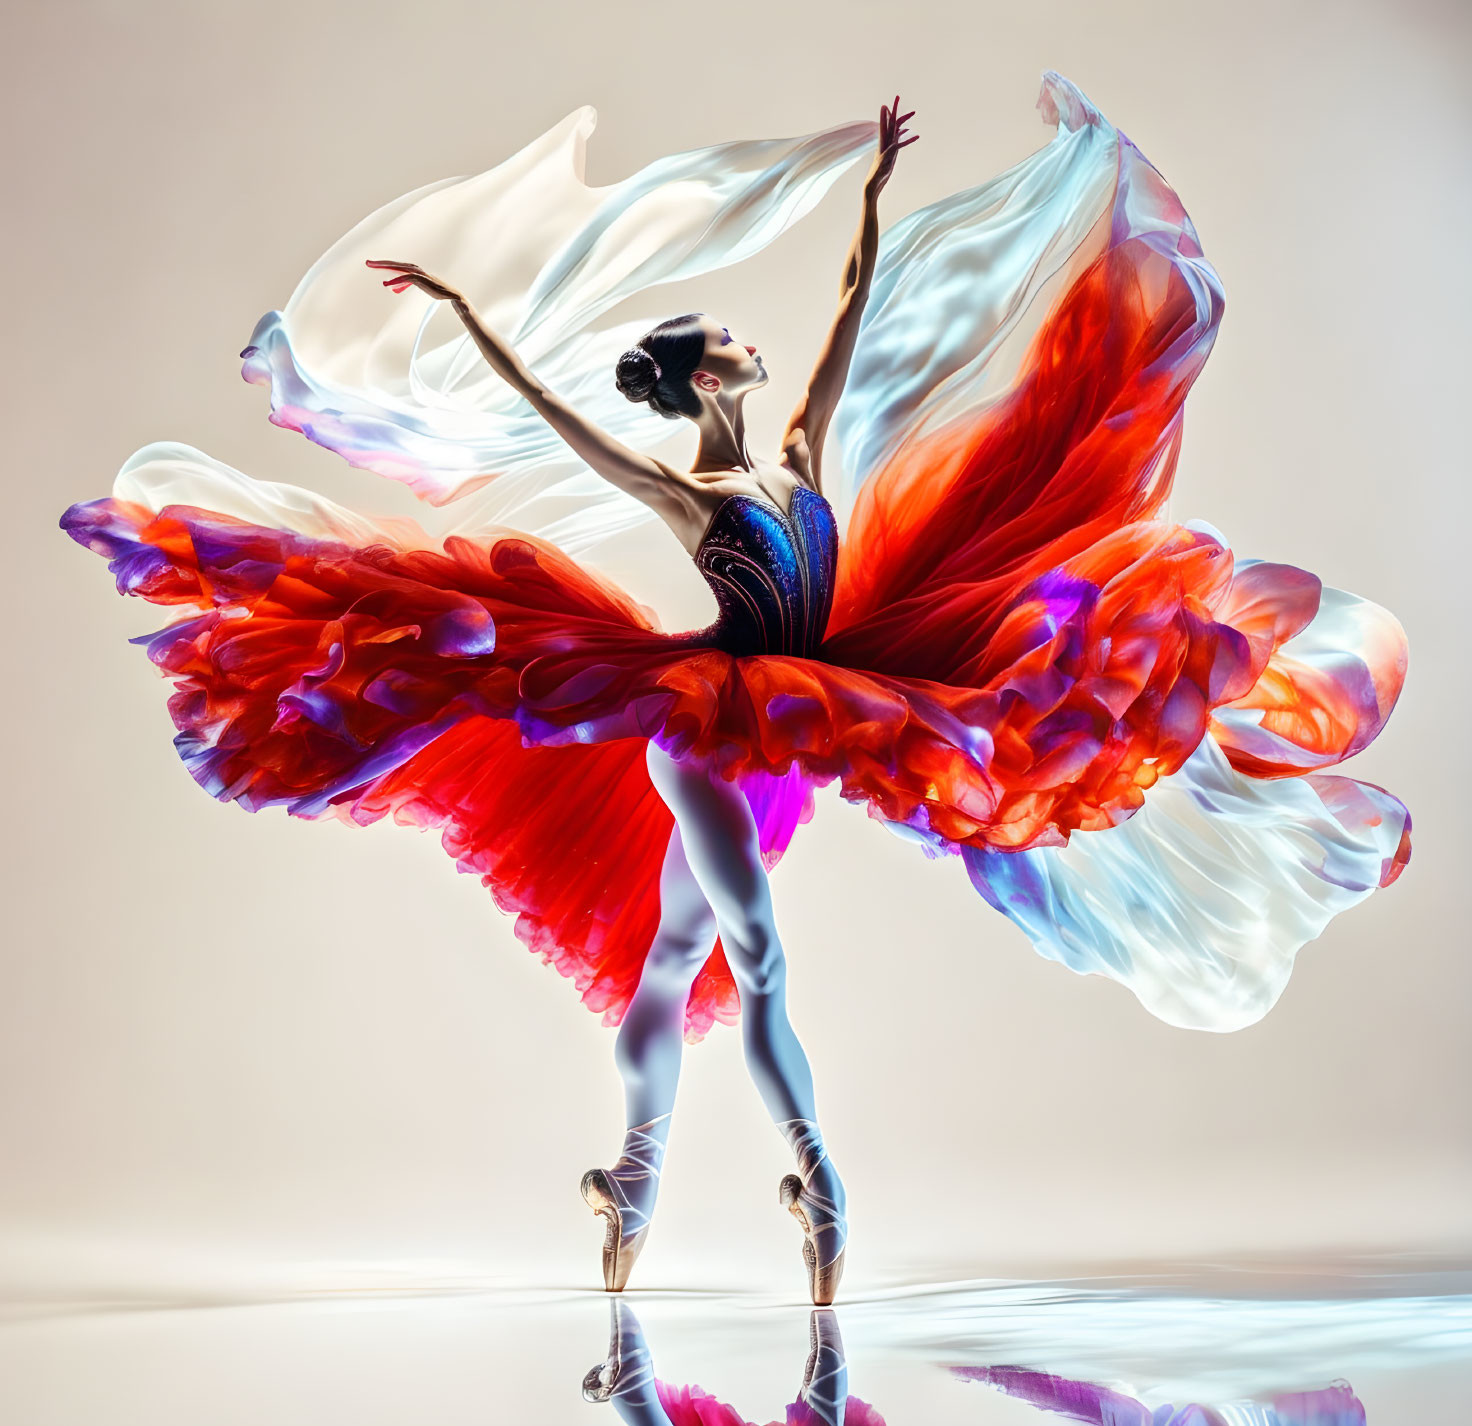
[114,442,429,551]
[104,74,1406,1034]
[238,106,876,554]
[960,732,1407,1032]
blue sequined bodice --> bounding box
[693,485,838,657]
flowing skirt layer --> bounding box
[61,74,1409,1038]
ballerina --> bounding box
[60,75,1410,1307]
[358,97,916,1304]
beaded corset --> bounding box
[692,486,838,657]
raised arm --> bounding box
[781,99,917,493]
[365,260,685,519]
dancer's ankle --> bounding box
[778,1116,846,1212]
[607,1112,672,1222]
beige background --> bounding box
[3,0,1468,1302]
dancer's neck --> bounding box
[690,392,753,474]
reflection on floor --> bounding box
[0,1272,1467,1423]
[585,1300,855,1424]
[587,1286,1465,1425]
[958,1366,1364,1426]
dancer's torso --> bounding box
[692,484,838,657]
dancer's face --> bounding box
[692,315,768,398]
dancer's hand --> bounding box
[365,259,463,303]
[868,95,917,196]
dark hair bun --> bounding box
[615,346,661,404]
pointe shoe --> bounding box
[779,1172,847,1305]
[581,1113,669,1294]
[581,1167,652,1293]
[581,1299,656,1402]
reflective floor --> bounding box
[2,1272,1468,1423]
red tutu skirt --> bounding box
[62,221,1404,1040]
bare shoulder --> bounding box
[656,458,811,557]
[646,467,737,556]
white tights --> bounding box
[600,742,843,1226]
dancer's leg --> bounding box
[601,824,717,1228]
[616,824,716,1126]
[643,742,845,1214]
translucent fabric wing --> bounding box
[827,70,1222,530]
[961,732,1409,1033]
[110,442,433,551]
[240,107,876,556]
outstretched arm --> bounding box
[781,98,917,493]
[365,260,685,518]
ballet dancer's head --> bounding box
[615,313,767,420]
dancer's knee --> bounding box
[615,1001,681,1081]
[614,1023,656,1083]
[649,914,715,967]
[723,921,786,997]
[643,914,716,992]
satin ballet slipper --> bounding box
[778,1116,847,1305]
[581,1167,652,1293]
[779,1171,847,1305]
[581,1112,669,1293]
